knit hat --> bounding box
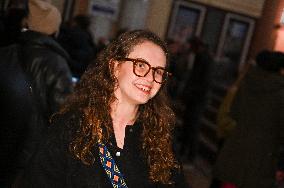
[27,0,61,35]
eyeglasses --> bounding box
[118,57,171,84]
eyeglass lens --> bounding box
[133,60,166,84]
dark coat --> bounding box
[16,111,189,188]
[213,66,284,188]
[19,30,73,120]
[0,44,35,186]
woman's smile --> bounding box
[134,83,152,94]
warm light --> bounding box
[281,9,284,25]
[274,29,284,52]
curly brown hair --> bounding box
[60,30,179,184]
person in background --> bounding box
[1,0,72,186]
[166,38,187,101]
[179,37,213,162]
[209,62,251,188]
[215,62,251,149]
[0,45,35,188]
[58,14,98,78]
[0,0,28,47]
[13,0,73,168]
[20,0,73,119]
[211,50,284,188]
[16,30,189,188]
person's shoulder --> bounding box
[36,45,71,76]
[20,31,69,61]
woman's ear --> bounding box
[109,59,120,78]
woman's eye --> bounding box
[137,62,146,68]
[156,69,164,76]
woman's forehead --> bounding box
[128,41,167,67]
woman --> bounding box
[18,30,188,187]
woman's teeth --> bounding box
[136,84,151,92]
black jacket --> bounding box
[17,112,189,188]
[19,30,73,120]
[0,44,35,186]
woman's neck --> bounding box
[110,100,138,149]
[110,100,138,128]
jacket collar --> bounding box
[19,30,70,60]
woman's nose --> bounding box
[144,69,155,82]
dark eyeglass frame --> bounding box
[117,57,171,84]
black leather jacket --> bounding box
[1,31,73,186]
[19,30,73,119]
[0,44,35,186]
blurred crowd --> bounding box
[0,0,284,188]
[158,14,284,188]
[211,50,284,188]
[0,0,100,186]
